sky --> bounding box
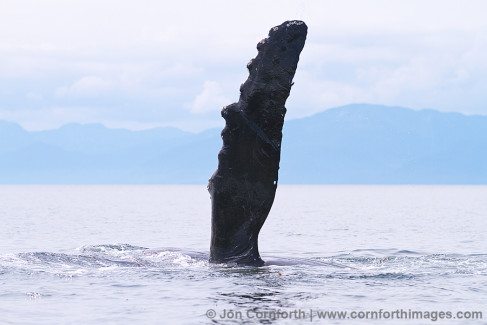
[1,0,486,132]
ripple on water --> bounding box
[2,246,486,278]
[1,245,486,325]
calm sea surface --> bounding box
[0,185,486,324]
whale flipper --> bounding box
[208,21,307,266]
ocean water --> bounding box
[0,185,486,324]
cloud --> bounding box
[188,81,230,114]
[0,106,99,131]
[55,76,111,99]
[1,0,487,131]
[26,92,43,101]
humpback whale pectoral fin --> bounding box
[209,20,307,266]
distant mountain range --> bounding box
[1,104,486,184]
